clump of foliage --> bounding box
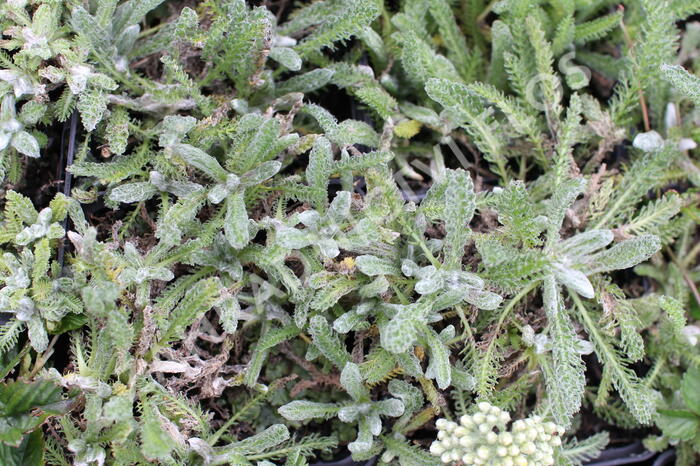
[1,0,700,465]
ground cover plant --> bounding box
[1,0,700,465]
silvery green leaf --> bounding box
[414,273,443,295]
[580,235,661,275]
[443,270,484,290]
[348,417,373,454]
[224,191,249,249]
[554,229,614,260]
[47,223,66,239]
[309,313,351,367]
[87,72,118,91]
[327,191,352,223]
[552,263,595,298]
[401,259,420,277]
[438,325,456,342]
[11,131,40,158]
[109,182,158,203]
[422,325,451,389]
[269,46,302,71]
[333,310,363,333]
[659,295,686,335]
[359,276,390,298]
[340,362,366,401]
[257,324,301,351]
[375,398,405,417]
[575,338,594,355]
[217,296,241,333]
[443,168,475,267]
[159,115,197,146]
[0,132,12,151]
[102,395,133,423]
[306,136,333,207]
[276,68,334,95]
[167,180,205,198]
[661,63,700,106]
[228,424,290,456]
[15,297,35,321]
[633,130,664,152]
[141,402,174,461]
[15,226,40,246]
[115,24,139,55]
[188,438,215,465]
[277,227,312,249]
[207,183,231,205]
[119,266,173,285]
[0,70,37,97]
[318,238,340,258]
[338,404,361,423]
[381,315,417,353]
[431,288,470,311]
[5,267,29,290]
[27,315,48,352]
[240,160,281,187]
[400,102,441,127]
[388,379,423,414]
[0,94,17,122]
[298,210,321,227]
[542,275,559,318]
[452,367,476,391]
[328,119,379,147]
[355,255,400,276]
[171,143,228,182]
[77,88,108,131]
[544,178,587,234]
[395,352,423,378]
[278,400,340,421]
[367,412,382,435]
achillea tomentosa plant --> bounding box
[1,0,700,465]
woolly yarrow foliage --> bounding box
[0,0,700,464]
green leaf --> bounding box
[422,325,451,389]
[158,278,220,346]
[0,429,44,466]
[580,235,661,275]
[442,168,475,267]
[552,264,594,299]
[276,69,334,95]
[656,409,700,441]
[381,314,417,354]
[278,401,340,421]
[269,47,302,71]
[108,182,157,203]
[355,255,400,276]
[11,132,40,158]
[0,380,64,447]
[308,315,350,368]
[555,230,614,260]
[661,64,700,105]
[76,88,108,132]
[224,191,250,249]
[294,0,380,58]
[340,362,366,401]
[682,366,700,416]
[240,160,281,187]
[659,295,686,336]
[172,144,228,182]
[140,404,173,460]
[227,424,290,456]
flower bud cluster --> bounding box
[429,402,564,465]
